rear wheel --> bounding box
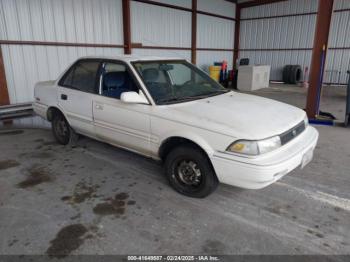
[52,113,78,145]
[164,145,218,198]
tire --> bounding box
[289,65,302,84]
[52,112,78,145]
[164,145,219,198]
[283,65,292,84]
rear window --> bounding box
[60,60,100,94]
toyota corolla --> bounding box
[33,56,319,198]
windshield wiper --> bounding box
[209,89,230,95]
[157,90,230,105]
[157,96,195,104]
[188,89,230,99]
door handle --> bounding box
[95,104,103,110]
[61,94,68,100]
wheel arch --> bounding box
[158,135,214,163]
[46,106,69,124]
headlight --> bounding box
[227,140,259,155]
[257,136,282,154]
[227,136,281,156]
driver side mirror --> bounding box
[120,92,149,104]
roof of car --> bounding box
[78,55,186,62]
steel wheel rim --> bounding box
[55,118,68,138]
[175,160,202,186]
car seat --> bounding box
[103,72,130,99]
[142,68,169,100]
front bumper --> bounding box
[210,126,319,189]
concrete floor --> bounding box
[248,83,347,122]
[0,85,349,257]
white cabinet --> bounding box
[237,65,271,91]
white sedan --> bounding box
[33,56,319,198]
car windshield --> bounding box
[132,60,229,105]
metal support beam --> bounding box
[239,0,287,9]
[306,0,334,118]
[0,46,10,106]
[122,0,132,54]
[191,0,197,64]
[233,6,241,69]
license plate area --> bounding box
[301,148,314,169]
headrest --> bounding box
[142,68,159,83]
[104,72,125,88]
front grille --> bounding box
[279,121,305,145]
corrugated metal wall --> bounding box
[196,0,235,71]
[2,45,123,103]
[0,115,50,129]
[197,15,234,49]
[198,0,236,18]
[325,0,350,85]
[131,0,235,72]
[241,0,318,18]
[133,49,191,61]
[239,0,318,81]
[131,1,191,48]
[0,0,124,104]
[150,0,191,8]
[130,0,193,79]
[0,0,124,44]
[197,51,233,71]
[1,0,237,104]
[3,0,350,106]
[239,49,312,81]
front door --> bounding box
[92,61,152,156]
[58,59,101,137]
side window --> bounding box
[60,60,100,94]
[101,62,139,99]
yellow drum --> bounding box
[209,66,221,81]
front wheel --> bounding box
[52,113,78,145]
[164,145,219,198]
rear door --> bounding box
[92,61,152,156]
[58,59,101,137]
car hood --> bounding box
[157,92,306,140]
